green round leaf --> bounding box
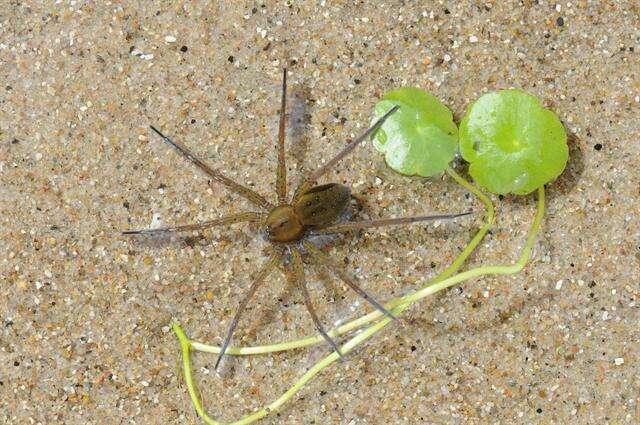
[372,87,458,177]
[459,89,568,195]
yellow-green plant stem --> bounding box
[174,173,544,424]
[227,186,543,424]
[173,323,215,423]
[400,186,544,306]
[432,166,496,283]
[189,166,495,356]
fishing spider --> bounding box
[124,69,470,369]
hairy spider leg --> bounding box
[215,253,279,370]
[302,241,395,320]
[290,247,343,358]
[122,212,264,235]
[149,126,273,210]
[312,211,474,235]
[276,68,288,204]
[292,105,400,202]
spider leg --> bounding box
[122,211,264,235]
[289,246,343,358]
[276,68,288,204]
[311,211,473,235]
[293,105,399,201]
[215,252,279,370]
[302,241,395,320]
[149,126,273,210]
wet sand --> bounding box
[1,2,638,423]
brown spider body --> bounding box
[125,69,471,369]
[266,183,351,242]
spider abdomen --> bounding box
[294,183,350,226]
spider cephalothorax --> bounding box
[124,69,471,368]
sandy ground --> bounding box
[1,1,639,424]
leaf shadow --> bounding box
[546,130,585,199]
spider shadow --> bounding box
[223,204,367,375]
[288,82,313,190]
[124,225,256,251]
[241,239,353,335]
[123,232,207,251]
[219,257,342,377]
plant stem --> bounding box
[173,322,221,425]
[432,166,496,283]
[173,170,544,425]
[226,186,543,424]
[405,185,543,307]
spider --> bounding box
[124,69,471,369]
